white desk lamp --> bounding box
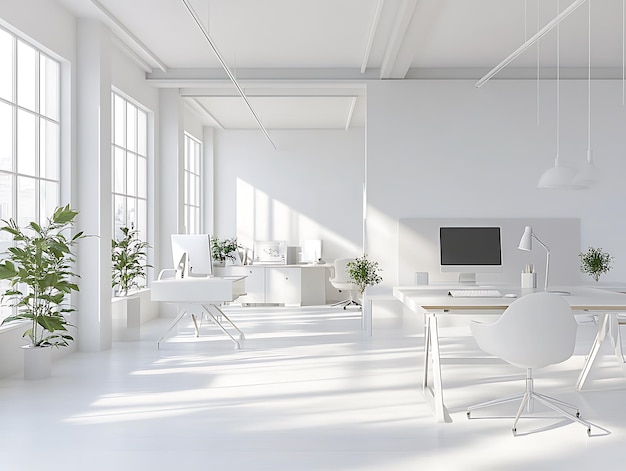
[518,226,570,295]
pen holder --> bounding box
[521,272,537,289]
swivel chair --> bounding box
[329,258,360,309]
[466,292,594,436]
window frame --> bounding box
[183,131,202,235]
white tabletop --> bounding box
[393,285,626,313]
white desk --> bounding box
[215,264,330,306]
[393,285,626,423]
[151,275,246,349]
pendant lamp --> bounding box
[538,0,584,190]
[574,0,600,187]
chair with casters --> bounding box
[466,292,594,436]
[329,258,360,309]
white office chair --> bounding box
[329,258,360,309]
[466,292,594,436]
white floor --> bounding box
[1,306,626,471]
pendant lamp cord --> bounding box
[556,0,560,166]
[587,0,588,163]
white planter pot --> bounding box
[112,295,141,341]
[21,345,52,380]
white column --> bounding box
[203,126,214,235]
[157,89,184,271]
[75,19,113,351]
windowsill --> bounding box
[0,319,28,334]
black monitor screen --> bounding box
[439,227,502,266]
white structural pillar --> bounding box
[157,89,185,272]
[75,19,113,352]
[203,126,215,236]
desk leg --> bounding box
[422,313,451,423]
[203,304,245,350]
[157,307,188,349]
[576,313,610,390]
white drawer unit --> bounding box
[215,264,329,306]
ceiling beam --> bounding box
[380,0,420,79]
[361,0,385,73]
[89,0,167,72]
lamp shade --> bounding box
[537,164,584,189]
[518,226,533,251]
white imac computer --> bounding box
[171,234,214,278]
[439,226,502,285]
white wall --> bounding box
[366,79,626,287]
[0,0,75,61]
[213,128,365,262]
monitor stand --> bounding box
[458,273,477,285]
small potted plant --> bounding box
[347,254,383,296]
[0,205,85,379]
[211,236,241,266]
[112,226,152,297]
[579,246,613,283]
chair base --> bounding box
[331,298,361,310]
[467,369,593,436]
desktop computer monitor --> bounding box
[171,234,214,277]
[439,226,502,284]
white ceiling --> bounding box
[55,0,626,131]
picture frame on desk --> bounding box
[253,241,287,264]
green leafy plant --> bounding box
[347,254,383,295]
[211,236,241,263]
[579,246,613,282]
[112,226,152,296]
[0,205,85,347]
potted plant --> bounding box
[0,205,85,379]
[579,246,613,283]
[347,254,383,296]
[112,226,152,296]
[211,236,241,265]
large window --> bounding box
[111,91,148,242]
[184,132,201,234]
[0,27,61,323]
[0,27,60,232]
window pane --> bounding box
[137,109,147,156]
[137,156,146,198]
[126,103,136,152]
[17,109,36,176]
[114,94,125,146]
[40,54,59,121]
[0,101,13,171]
[40,119,59,179]
[16,40,36,111]
[126,197,136,230]
[17,175,36,227]
[0,28,13,102]
[0,172,13,222]
[40,179,59,222]
[137,198,147,241]
[114,147,125,193]
[114,194,126,236]
[127,153,136,196]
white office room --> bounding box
[1,1,626,470]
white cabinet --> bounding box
[266,267,301,305]
[240,266,265,304]
[215,264,328,305]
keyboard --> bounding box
[448,289,502,298]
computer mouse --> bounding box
[504,293,518,298]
